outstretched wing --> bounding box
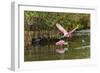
[56,23,68,35]
[69,25,79,33]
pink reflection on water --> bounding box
[56,48,65,54]
[56,40,64,46]
[55,40,68,54]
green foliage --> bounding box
[24,11,90,31]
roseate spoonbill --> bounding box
[56,40,68,46]
[56,23,79,38]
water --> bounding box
[24,35,90,61]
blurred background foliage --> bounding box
[24,11,90,31]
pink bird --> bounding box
[56,40,68,46]
[56,40,65,46]
[56,23,79,38]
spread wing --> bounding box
[56,23,68,35]
[69,25,79,33]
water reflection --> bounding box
[56,52,65,59]
[24,36,90,61]
[24,42,68,61]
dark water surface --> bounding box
[24,36,90,61]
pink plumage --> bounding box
[56,40,65,46]
[56,23,78,38]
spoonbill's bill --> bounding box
[56,23,79,38]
